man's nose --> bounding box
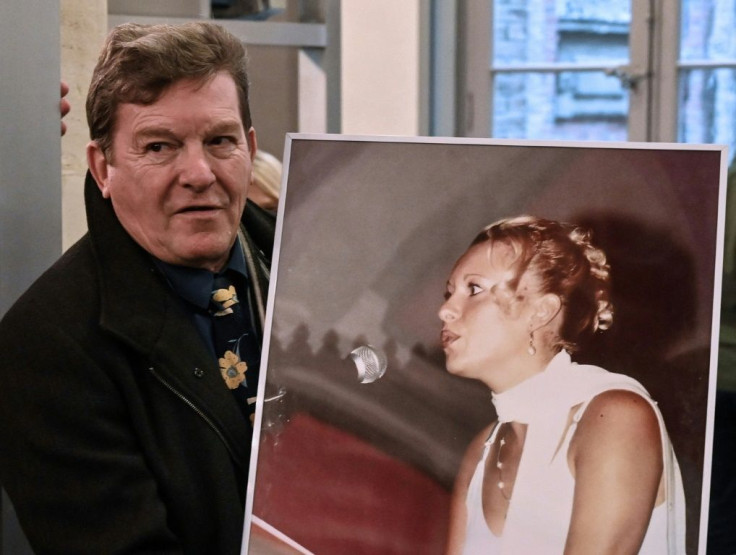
[178,144,216,189]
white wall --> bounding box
[340,0,429,136]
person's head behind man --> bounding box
[86,22,257,273]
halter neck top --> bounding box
[461,351,686,554]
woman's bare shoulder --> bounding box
[582,389,659,425]
[573,389,661,456]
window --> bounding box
[453,0,736,163]
[491,0,631,141]
[678,0,736,155]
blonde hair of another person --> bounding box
[249,150,282,211]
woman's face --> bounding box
[438,241,539,386]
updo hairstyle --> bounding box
[471,216,613,352]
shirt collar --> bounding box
[153,237,248,311]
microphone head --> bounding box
[349,345,387,384]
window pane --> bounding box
[492,0,631,64]
[680,0,736,61]
[678,0,736,162]
[491,0,631,140]
[493,71,629,140]
[678,68,736,152]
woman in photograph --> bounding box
[441,216,686,554]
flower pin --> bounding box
[219,350,247,389]
[212,286,239,316]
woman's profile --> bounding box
[440,216,686,554]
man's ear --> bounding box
[247,127,257,160]
[86,141,112,198]
[530,293,562,330]
[246,127,258,185]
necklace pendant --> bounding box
[498,481,505,489]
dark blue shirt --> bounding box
[153,238,253,360]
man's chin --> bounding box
[184,251,231,272]
[159,240,235,272]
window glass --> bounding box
[678,68,736,153]
[680,0,736,60]
[493,72,629,140]
[678,0,736,161]
[491,0,632,141]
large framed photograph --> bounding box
[243,135,727,554]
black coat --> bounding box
[0,173,273,554]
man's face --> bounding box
[87,71,256,272]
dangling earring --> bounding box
[527,331,536,356]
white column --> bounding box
[340,0,430,136]
[61,0,108,248]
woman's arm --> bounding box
[565,389,663,555]
[446,423,495,555]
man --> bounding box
[0,22,273,553]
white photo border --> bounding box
[242,134,728,555]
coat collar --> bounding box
[84,171,270,352]
[84,170,171,354]
[83,171,257,465]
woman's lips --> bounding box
[441,329,459,349]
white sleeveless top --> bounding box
[461,351,686,554]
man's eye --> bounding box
[146,142,167,153]
[210,136,236,147]
[208,136,238,156]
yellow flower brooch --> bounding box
[219,350,247,389]
[211,286,239,316]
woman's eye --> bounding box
[469,284,483,296]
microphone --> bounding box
[349,345,387,384]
